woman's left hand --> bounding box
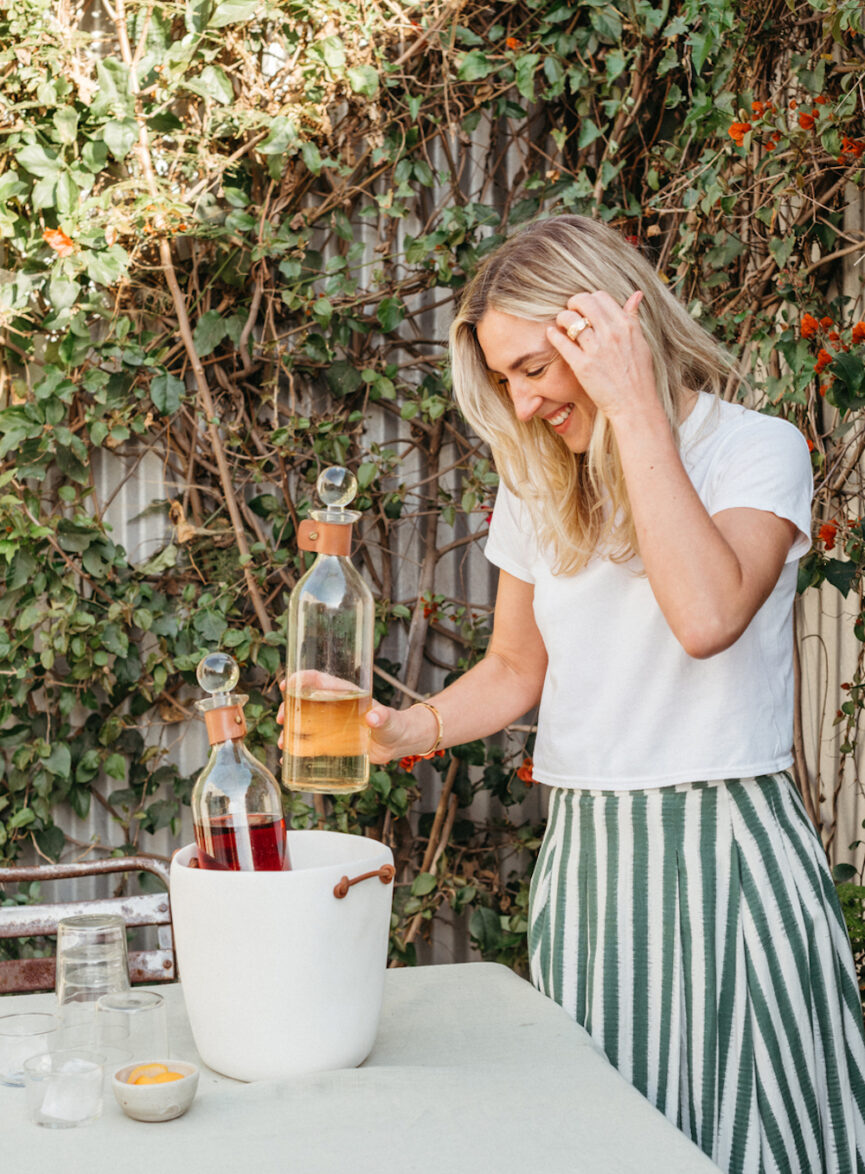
[546,290,657,423]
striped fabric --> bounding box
[528,773,865,1174]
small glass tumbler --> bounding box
[0,1012,61,1087]
[95,990,169,1063]
[55,914,130,1024]
[23,1049,104,1128]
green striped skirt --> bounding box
[528,773,865,1174]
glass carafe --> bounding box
[282,467,374,794]
[192,652,288,870]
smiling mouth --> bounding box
[546,404,573,429]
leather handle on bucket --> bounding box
[333,864,395,899]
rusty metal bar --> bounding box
[0,894,171,939]
[0,856,177,994]
[0,856,169,889]
[0,949,175,995]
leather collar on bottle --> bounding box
[297,518,352,556]
[204,705,248,744]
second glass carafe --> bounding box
[282,467,374,794]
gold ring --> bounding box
[566,315,591,341]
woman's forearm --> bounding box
[610,399,792,658]
[368,648,544,764]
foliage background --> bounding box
[1,0,865,974]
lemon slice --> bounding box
[126,1062,169,1084]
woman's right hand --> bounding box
[364,701,434,765]
[276,679,435,764]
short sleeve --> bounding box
[706,414,813,562]
[483,482,537,583]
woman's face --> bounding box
[475,308,597,454]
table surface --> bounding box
[2,962,719,1174]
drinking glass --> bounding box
[55,914,130,1024]
[56,1020,132,1086]
[95,990,169,1062]
[23,1049,104,1128]
[0,1012,61,1087]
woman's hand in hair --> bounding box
[547,290,658,424]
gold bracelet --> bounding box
[415,701,444,758]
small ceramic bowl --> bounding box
[113,1060,199,1122]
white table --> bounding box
[2,962,719,1173]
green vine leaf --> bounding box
[150,373,186,415]
[824,559,859,597]
[208,0,259,25]
[102,119,138,161]
[184,65,235,104]
[377,297,405,332]
[348,65,380,97]
[192,311,229,357]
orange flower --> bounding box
[728,122,751,146]
[399,749,444,771]
[751,100,765,116]
[516,757,534,784]
[800,313,819,338]
[820,316,833,329]
[818,520,838,551]
[806,438,815,452]
[765,141,776,151]
[819,383,830,397]
[852,322,865,344]
[814,349,833,374]
[42,227,75,256]
[505,36,521,49]
[814,94,828,105]
[798,112,815,130]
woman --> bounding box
[364,214,865,1172]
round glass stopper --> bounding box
[317,466,357,509]
[196,652,240,696]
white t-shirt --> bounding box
[484,392,814,790]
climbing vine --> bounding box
[1,0,864,972]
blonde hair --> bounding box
[450,215,732,573]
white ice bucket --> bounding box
[169,830,394,1082]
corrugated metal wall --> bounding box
[798,182,865,872]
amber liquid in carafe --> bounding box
[283,687,371,793]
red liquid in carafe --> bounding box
[194,813,288,871]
